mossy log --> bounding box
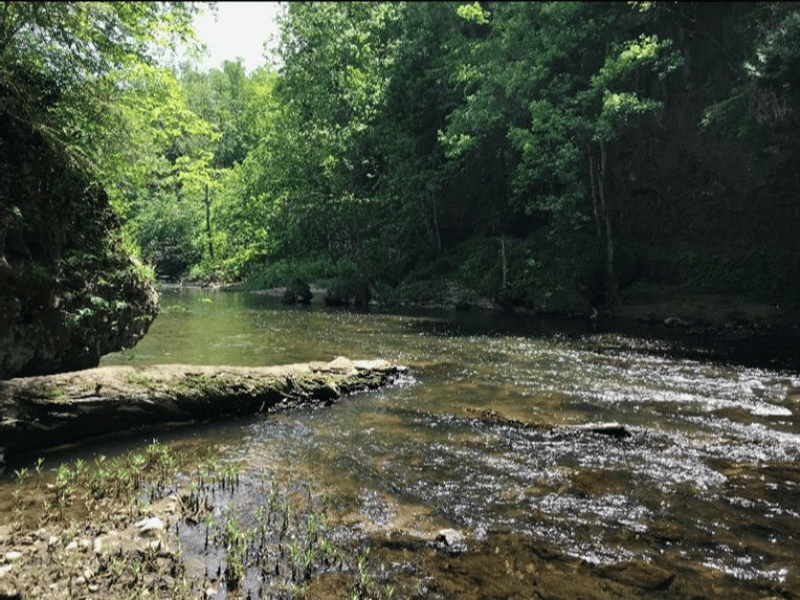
[0,357,407,459]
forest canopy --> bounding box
[3,1,799,312]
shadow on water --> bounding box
[399,305,800,372]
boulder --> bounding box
[324,277,372,308]
[281,278,313,305]
[0,83,158,379]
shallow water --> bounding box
[55,288,800,587]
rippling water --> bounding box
[89,287,800,586]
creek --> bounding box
[10,286,800,592]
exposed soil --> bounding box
[2,490,796,600]
[0,494,185,600]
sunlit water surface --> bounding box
[82,288,800,585]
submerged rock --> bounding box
[466,408,632,439]
[434,529,467,554]
[569,421,632,439]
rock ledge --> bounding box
[0,358,407,462]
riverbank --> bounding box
[231,281,800,342]
[205,278,800,327]
[1,446,793,600]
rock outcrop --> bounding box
[0,357,407,462]
[0,81,158,379]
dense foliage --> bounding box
[0,2,206,272]
[6,2,800,312]
[0,2,207,376]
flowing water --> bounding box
[30,288,800,589]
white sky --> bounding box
[191,2,283,73]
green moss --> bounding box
[42,386,64,400]
[124,373,158,391]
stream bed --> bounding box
[6,286,800,597]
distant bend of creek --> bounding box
[16,287,800,588]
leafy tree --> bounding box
[0,2,213,278]
[439,2,681,304]
[701,3,800,138]
[132,0,793,309]
[274,2,404,282]
[78,63,218,276]
[176,65,285,279]
[0,2,203,161]
[182,58,258,169]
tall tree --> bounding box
[275,2,403,281]
[439,2,681,305]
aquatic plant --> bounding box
[1,438,418,599]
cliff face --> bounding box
[0,92,158,379]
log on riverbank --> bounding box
[0,357,407,458]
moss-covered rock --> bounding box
[0,83,158,379]
[0,357,407,461]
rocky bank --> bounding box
[0,80,158,380]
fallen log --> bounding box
[0,357,407,460]
[466,408,632,439]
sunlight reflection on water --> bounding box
[94,287,800,584]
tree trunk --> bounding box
[432,193,442,256]
[588,150,602,239]
[590,142,619,307]
[597,142,619,305]
[501,233,508,289]
[204,183,214,261]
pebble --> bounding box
[437,529,464,547]
[94,534,122,555]
[136,517,165,536]
[4,551,22,563]
[65,541,78,552]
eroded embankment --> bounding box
[0,357,406,462]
